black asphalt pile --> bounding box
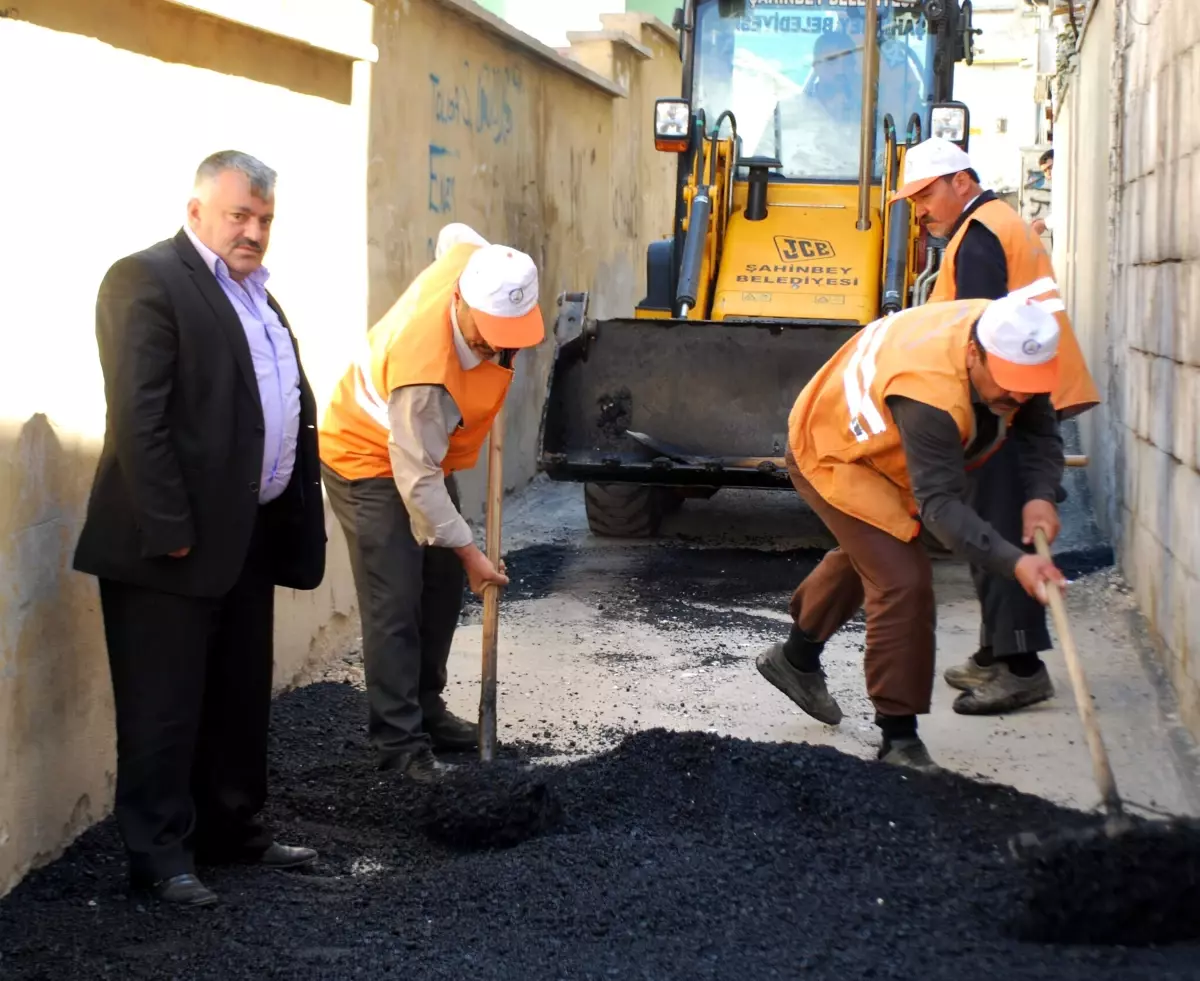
[418,762,563,850]
[2,680,1198,981]
[1011,816,1200,947]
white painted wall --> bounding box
[502,0,628,48]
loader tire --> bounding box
[584,483,664,538]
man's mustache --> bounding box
[233,238,263,252]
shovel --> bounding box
[1022,528,1130,839]
[1007,528,1200,946]
[478,404,505,762]
[419,399,560,850]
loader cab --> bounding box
[640,0,975,323]
[692,3,932,185]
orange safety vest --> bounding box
[929,198,1099,419]
[789,299,995,542]
[319,243,514,481]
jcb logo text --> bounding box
[774,236,836,261]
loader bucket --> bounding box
[537,298,860,490]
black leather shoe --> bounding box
[150,873,219,907]
[254,842,318,869]
[425,710,479,751]
[382,747,456,784]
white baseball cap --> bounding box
[458,244,544,349]
[890,136,975,202]
[436,222,489,259]
[976,292,1061,393]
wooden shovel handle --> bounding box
[479,406,505,762]
[1033,528,1123,817]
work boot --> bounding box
[942,652,999,692]
[425,710,479,752]
[381,747,456,784]
[755,643,843,725]
[877,737,940,774]
[952,662,1054,715]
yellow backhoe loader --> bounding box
[537,0,982,536]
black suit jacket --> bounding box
[74,229,326,598]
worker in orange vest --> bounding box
[319,227,544,782]
[886,137,1100,716]
[756,288,1067,771]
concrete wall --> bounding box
[367,0,679,519]
[1057,0,1200,736]
[0,0,372,897]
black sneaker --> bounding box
[877,737,940,773]
[381,747,455,784]
[755,643,843,725]
[425,710,479,752]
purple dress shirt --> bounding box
[184,226,300,504]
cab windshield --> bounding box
[692,0,935,182]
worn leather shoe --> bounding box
[255,842,318,869]
[878,737,941,774]
[942,652,999,691]
[150,873,219,907]
[755,643,843,725]
[425,710,479,751]
[952,663,1054,715]
[382,746,456,784]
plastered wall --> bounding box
[1056,0,1200,737]
[366,0,679,520]
[0,0,371,896]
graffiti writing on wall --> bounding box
[430,61,523,146]
[428,144,458,215]
[426,61,523,219]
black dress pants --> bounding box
[99,517,275,884]
[966,437,1052,656]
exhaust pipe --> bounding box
[856,0,881,232]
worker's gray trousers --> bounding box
[966,437,1053,656]
[321,465,466,764]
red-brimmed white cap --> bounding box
[976,292,1061,393]
[890,137,975,202]
[458,245,545,350]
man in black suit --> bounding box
[74,150,327,907]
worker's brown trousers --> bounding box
[786,452,936,717]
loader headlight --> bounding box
[654,98,692,153]
[929,102,970,149]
